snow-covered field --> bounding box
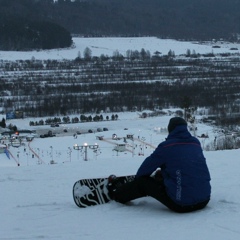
[1,112,240,240]
[0,37,239,60]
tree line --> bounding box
[29,114,119,127]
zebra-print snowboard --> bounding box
[73,175,135,208]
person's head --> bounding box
[168,117,187,133]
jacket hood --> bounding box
[166,125,192,140]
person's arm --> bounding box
[136,145,165,178]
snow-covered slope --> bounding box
[1,113,240,240]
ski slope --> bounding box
[1,112,240,240]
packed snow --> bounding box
[1,112,240,240]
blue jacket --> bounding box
[136,125,211,206]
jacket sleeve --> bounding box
[136,144,165,178]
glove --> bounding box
[153,169,163,181]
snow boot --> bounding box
[107,175,123,200]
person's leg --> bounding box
[111,176,167,204]
[111,176,210,213]
[132,177,210,213]
[110,177,148,203]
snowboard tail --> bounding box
[73,175,135,208]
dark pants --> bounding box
[113,176,209,213]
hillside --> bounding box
[1,112,240,239]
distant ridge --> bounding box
[0,0,240,45]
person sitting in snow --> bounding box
[107,117,211,213]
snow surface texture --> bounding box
[1,112,240,240]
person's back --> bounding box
[158,124,211,206]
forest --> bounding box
[0,19,72,50]
[0,0,240,50]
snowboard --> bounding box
[73,175,135,208]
